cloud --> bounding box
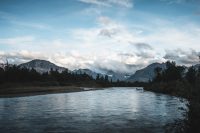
[141,25,200,51]
[99,28,119,38]
[0,11,50,30]
[118,53,135,57]
[1,13,200,74]
[108,0,133,8]
[160,0,187,4]
[0,50,48,64]
[164,49,200,65]
[0,49,101,72]
[131,42,153,50]
[72,16,126,44]
[0,51,78,70]
[81,7,102,15]
[0,36,35,45]
[0,49,155,74]
[136,51,155,59]
[129,42,155,59]
[91,59,142,74]
[97,16,141,43]
[70,16,164,72]
[79,0,110,7]
[97,16,122,38]
[97,16,117,26]
[78,0,133,8]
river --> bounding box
[0,87,187,133]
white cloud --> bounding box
[78,0,133,8]
[79,0,110,7]
[1,14,200,73]
[160,0,186,4]
[142,26,200,51]
[0,49,151,74]
[70,15,200,67]
[0,50,48,64]
[0,36,35,45]
[67,15,160,73]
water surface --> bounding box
[0,87,187,133]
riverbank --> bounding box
[144,81,191,99]
[0,86,103,98]
[144,80,200,133]
[0,81,143,98]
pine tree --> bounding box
[186,66,196,84]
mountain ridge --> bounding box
[127,62,167,82]
[18,59,200,83]
[19,59,67,73]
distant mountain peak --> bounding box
[127,62,166,82]
[19,59,66,73]
[73,68,104,79]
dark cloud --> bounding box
[130,42,153,50]
[118,53,135,57]
[129,42,155,59]
[135,43,153,50]
[136,51,155,59]
[164,49,200,65]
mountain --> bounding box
[17,59,199,82]
[73,69,105,79]
[19,59,67,73]
[19,60,112,80]
[73,69,130,81]
[127,63,166,82]
[105,70,131,81]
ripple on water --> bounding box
[0,87,187,133]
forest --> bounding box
[146,61,200,133]
[0,63,141,88]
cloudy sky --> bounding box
[0,0,200,74]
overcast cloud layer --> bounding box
[0,0,200,73]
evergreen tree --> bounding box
[0,67,4,83]
[186,66,196,84]
[154,67,162,82]
[96,74,100,81]
[104,75,109,82]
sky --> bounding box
[0,0,200,74]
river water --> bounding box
[0,87,187,133]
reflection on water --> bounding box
[0,87,187,133]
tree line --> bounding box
[0,64,140,88]
[146,61,200,133]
